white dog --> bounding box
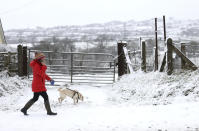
[58,85,84,104]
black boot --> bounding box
[44,100,57,115]
[21,99,35,115]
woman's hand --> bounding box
[50,79,55,85]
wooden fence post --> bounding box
[181,43,186,69]
[22,46,27,76]
[159,52,166,72]
[117,41,127,77]
[17,45,23,76]
[4,54,7,68]
[48,52,51,72]
[139,37,142,48]
[163,15,167,44]
[167,38,173,75]
[28,49,31,78]
[7,52,11,72]
[154,18,158,71]
[113,60,116,82]
[70,47,73,83]
[141,41,146,72]
[134,48,137,64]
[4,52,11,72]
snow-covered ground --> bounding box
[0,70,199,131]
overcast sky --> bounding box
[0,0,199,30]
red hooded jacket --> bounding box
[30,60,51,92]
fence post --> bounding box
[48,52,51,72]
[117,41,127,77]
[139,37,142,48]
[141,41,146,72]
[70,47,73,83]
[134,48,137,64]
[4,52,11,72]
[163,15,167,44]
[181,43,186,69]
[4,54,7,69]
[154,18,158,71]
[167,38,173,75]
[8,52,11,72]
[17,45,23,76]
[22,46,27,76]
[113,60,116,82]
[28,49,31,78]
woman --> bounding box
[21,52,57,115]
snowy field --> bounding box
[1,70,199,131]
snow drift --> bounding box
[0,71,30,97]
[0,71,30,112]
[111,70,199,105]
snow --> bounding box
[111,70,199,105]
[0,70,199,130]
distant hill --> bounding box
[4,18,199,44]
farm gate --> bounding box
[28,50,116,86]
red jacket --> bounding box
[30,60,51,92]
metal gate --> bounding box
[28,50,116,86]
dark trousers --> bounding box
[31,91,49,102]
